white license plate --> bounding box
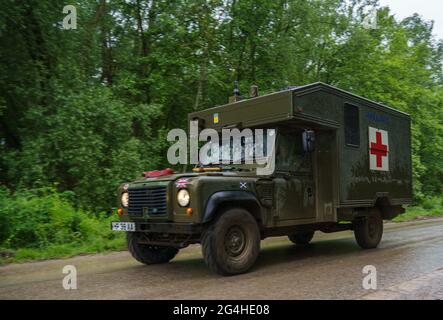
[111,222,136,232]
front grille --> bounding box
[128,186,167,216]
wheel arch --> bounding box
[374,197,405,220]
[201,191,263,226]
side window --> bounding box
[294,132,312,172]
[344,103,360,147]
[276,131,311,172]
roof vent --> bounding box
[249,85,259,98]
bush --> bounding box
[0,186,125,262]
[1,87,168,212]
[394,196,443,222]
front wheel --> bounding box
[201,208,261,276]
[127,232,179,265]
[353,210,383,249]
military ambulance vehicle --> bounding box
[112,82,412,276]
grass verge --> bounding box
[0,236,126,265]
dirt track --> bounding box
[1,218,443,300]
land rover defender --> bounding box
[112,82,412,276]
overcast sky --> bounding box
[378,0,443,40]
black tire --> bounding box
[127,232,179,265]
[353,210,383,249]
[288,231,315,245]
[201,208,260,276]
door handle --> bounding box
[306,187,313,197]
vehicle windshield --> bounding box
[197,130,273,170]
[196,129,311,174]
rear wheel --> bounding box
[288,231,315,245]
[201,208,260,276]
[127,232,179,265]
[353,210,383,249]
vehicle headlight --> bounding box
[177,189,190,207]
[121,192,129,207]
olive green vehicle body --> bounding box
[116,82,412,246]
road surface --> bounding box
[1,218,443,300]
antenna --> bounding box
[229,81,241,103]
[233,81,240,97]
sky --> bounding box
[378,0,443,40]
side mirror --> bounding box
[302,130,315,153]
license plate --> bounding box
[111,222,136,232]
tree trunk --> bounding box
[194,44,209,110]
[92,0,114,84]
[135,0,158,104]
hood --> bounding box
[130,170,260,184]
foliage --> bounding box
[394,196,443,222]
[0,187,125,263]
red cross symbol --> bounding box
[370,131,388,168]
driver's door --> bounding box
[274,130,316,221]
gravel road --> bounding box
[1,218,443,300]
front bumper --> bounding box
[113,221,203,234]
